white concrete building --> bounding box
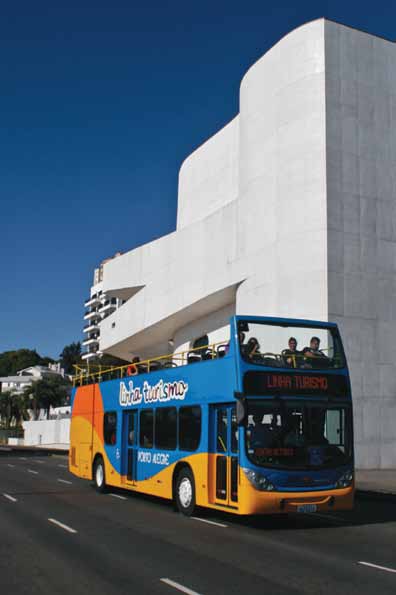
[0,363,65,394]
[85,19,396,469]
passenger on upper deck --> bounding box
[246,337,260,361]
[282,337,301,368]
[126,356,141,376]
[302,337,328,368]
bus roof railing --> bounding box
[72,341,229,387]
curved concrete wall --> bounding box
[237,19,327,322]
[177,117,239,230]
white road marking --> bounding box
[19,457,27,461]
[108,493,127,500]
[58,464,68,469]
[57,479,73,485]
[192,516,227,528]
[358,561,396,574]
[7,464,15,468]
[160,578,202,595]
[48,518,77,534]
[33,460,44,464]
[27,469,39,475]
[3,493,17,503]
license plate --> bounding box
[297,504,317,513]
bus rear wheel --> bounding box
[93,456,107,493]
[175,467,196,516]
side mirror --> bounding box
[235,393,247,426]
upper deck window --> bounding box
[238,321,345,370]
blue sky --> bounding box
[1,1,393,358]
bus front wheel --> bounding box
[175,467,196,516]
[93,456,107,493]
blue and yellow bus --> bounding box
[70,316,354,516]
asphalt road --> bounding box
[1,454,396,595]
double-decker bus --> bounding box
[70,316,354,516]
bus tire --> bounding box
[93,456,107,493]
[175,467,196,516]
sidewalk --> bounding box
[355,469,396,498]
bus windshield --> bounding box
[246,400,352,470]
[238,320,345,370]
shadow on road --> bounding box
[104,483,396,532]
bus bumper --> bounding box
[237,479,355,515]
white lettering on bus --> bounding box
[152,453,169,465]
[137,451,152,463]
[119,381,143,406]
[137,451,170,466]
[119,379,188,407]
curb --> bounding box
[0,446,68,457]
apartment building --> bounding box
[82,255,123,360]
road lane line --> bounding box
[192,516,227,528]
[48,518,77,534]
[33,460,44,464]
[19,457,28,461]
[7,464,15,468]
[3,493,17,503]
[57,479,73,485]
[108,493,127,500]
[58,464,68,469]
[160,578,202,595]
[358,561,396,574]
[27,469,39,475]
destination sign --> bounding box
[243,371,348,397]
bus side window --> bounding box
[155,407,177,450]
[179,406,201,451]
[139,409,154,448]
[104,412,117,445]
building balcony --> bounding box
[98,298,117,315]
[83,309,102,321]
[84,293,102,308]
[82,335,100,347]
[81,347,101,361]
[83,321,100,333]
[81,351,100,361]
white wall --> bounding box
[325,21,396,468]
[237,19,328,322]
[177,117,239,229]
[23,419,70,447]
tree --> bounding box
[0,390,30,429]
[59,342,82,375]
[0,391,13,428]
[0,349,51,377]
[10,392,30,426]
[23,376,71,420]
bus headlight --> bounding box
[242,468,276,491]
[336,470,354,488]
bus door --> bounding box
[212,405,238,506]
[122,410,138,485]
